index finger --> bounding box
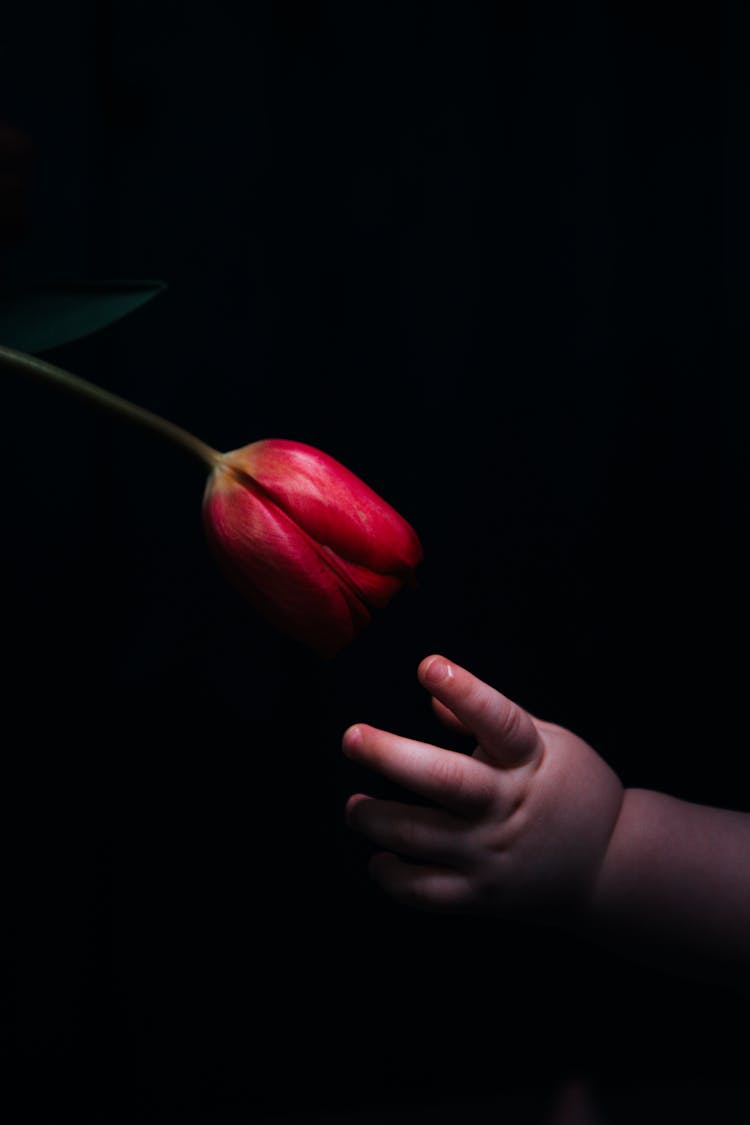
[418,655,542,769]
[342,723,497,817]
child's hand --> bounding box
[342,655,624,920]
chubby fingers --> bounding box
[368,852,474,912]
[342,723,496,817]
[418,655,542,769]
[346,794,471,868]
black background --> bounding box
[3,2,750,1122]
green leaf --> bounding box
[0,280,167,354]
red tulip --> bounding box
[202,439,423,657]
[0,343,423,657]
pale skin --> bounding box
[343,655,750,978]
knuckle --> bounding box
[429,752,466,796]
[390,815,420,855]
[468,685,493,722]
[397,878,463,914]
[468,686,529,749]
[500,699,524,743]
[473,775,499,811]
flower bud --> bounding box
[202,439,423,657]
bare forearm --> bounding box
[588,788,750,972]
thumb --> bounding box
[418,655,542,768]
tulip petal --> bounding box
[203,468,371,656]
[203,439,423,656]
[223,440,423,579]
[319,547,404,609]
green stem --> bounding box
[0,344,223,469]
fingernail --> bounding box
[343,725,362,753]
[424,657,452,685]
[345,794,366,823]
